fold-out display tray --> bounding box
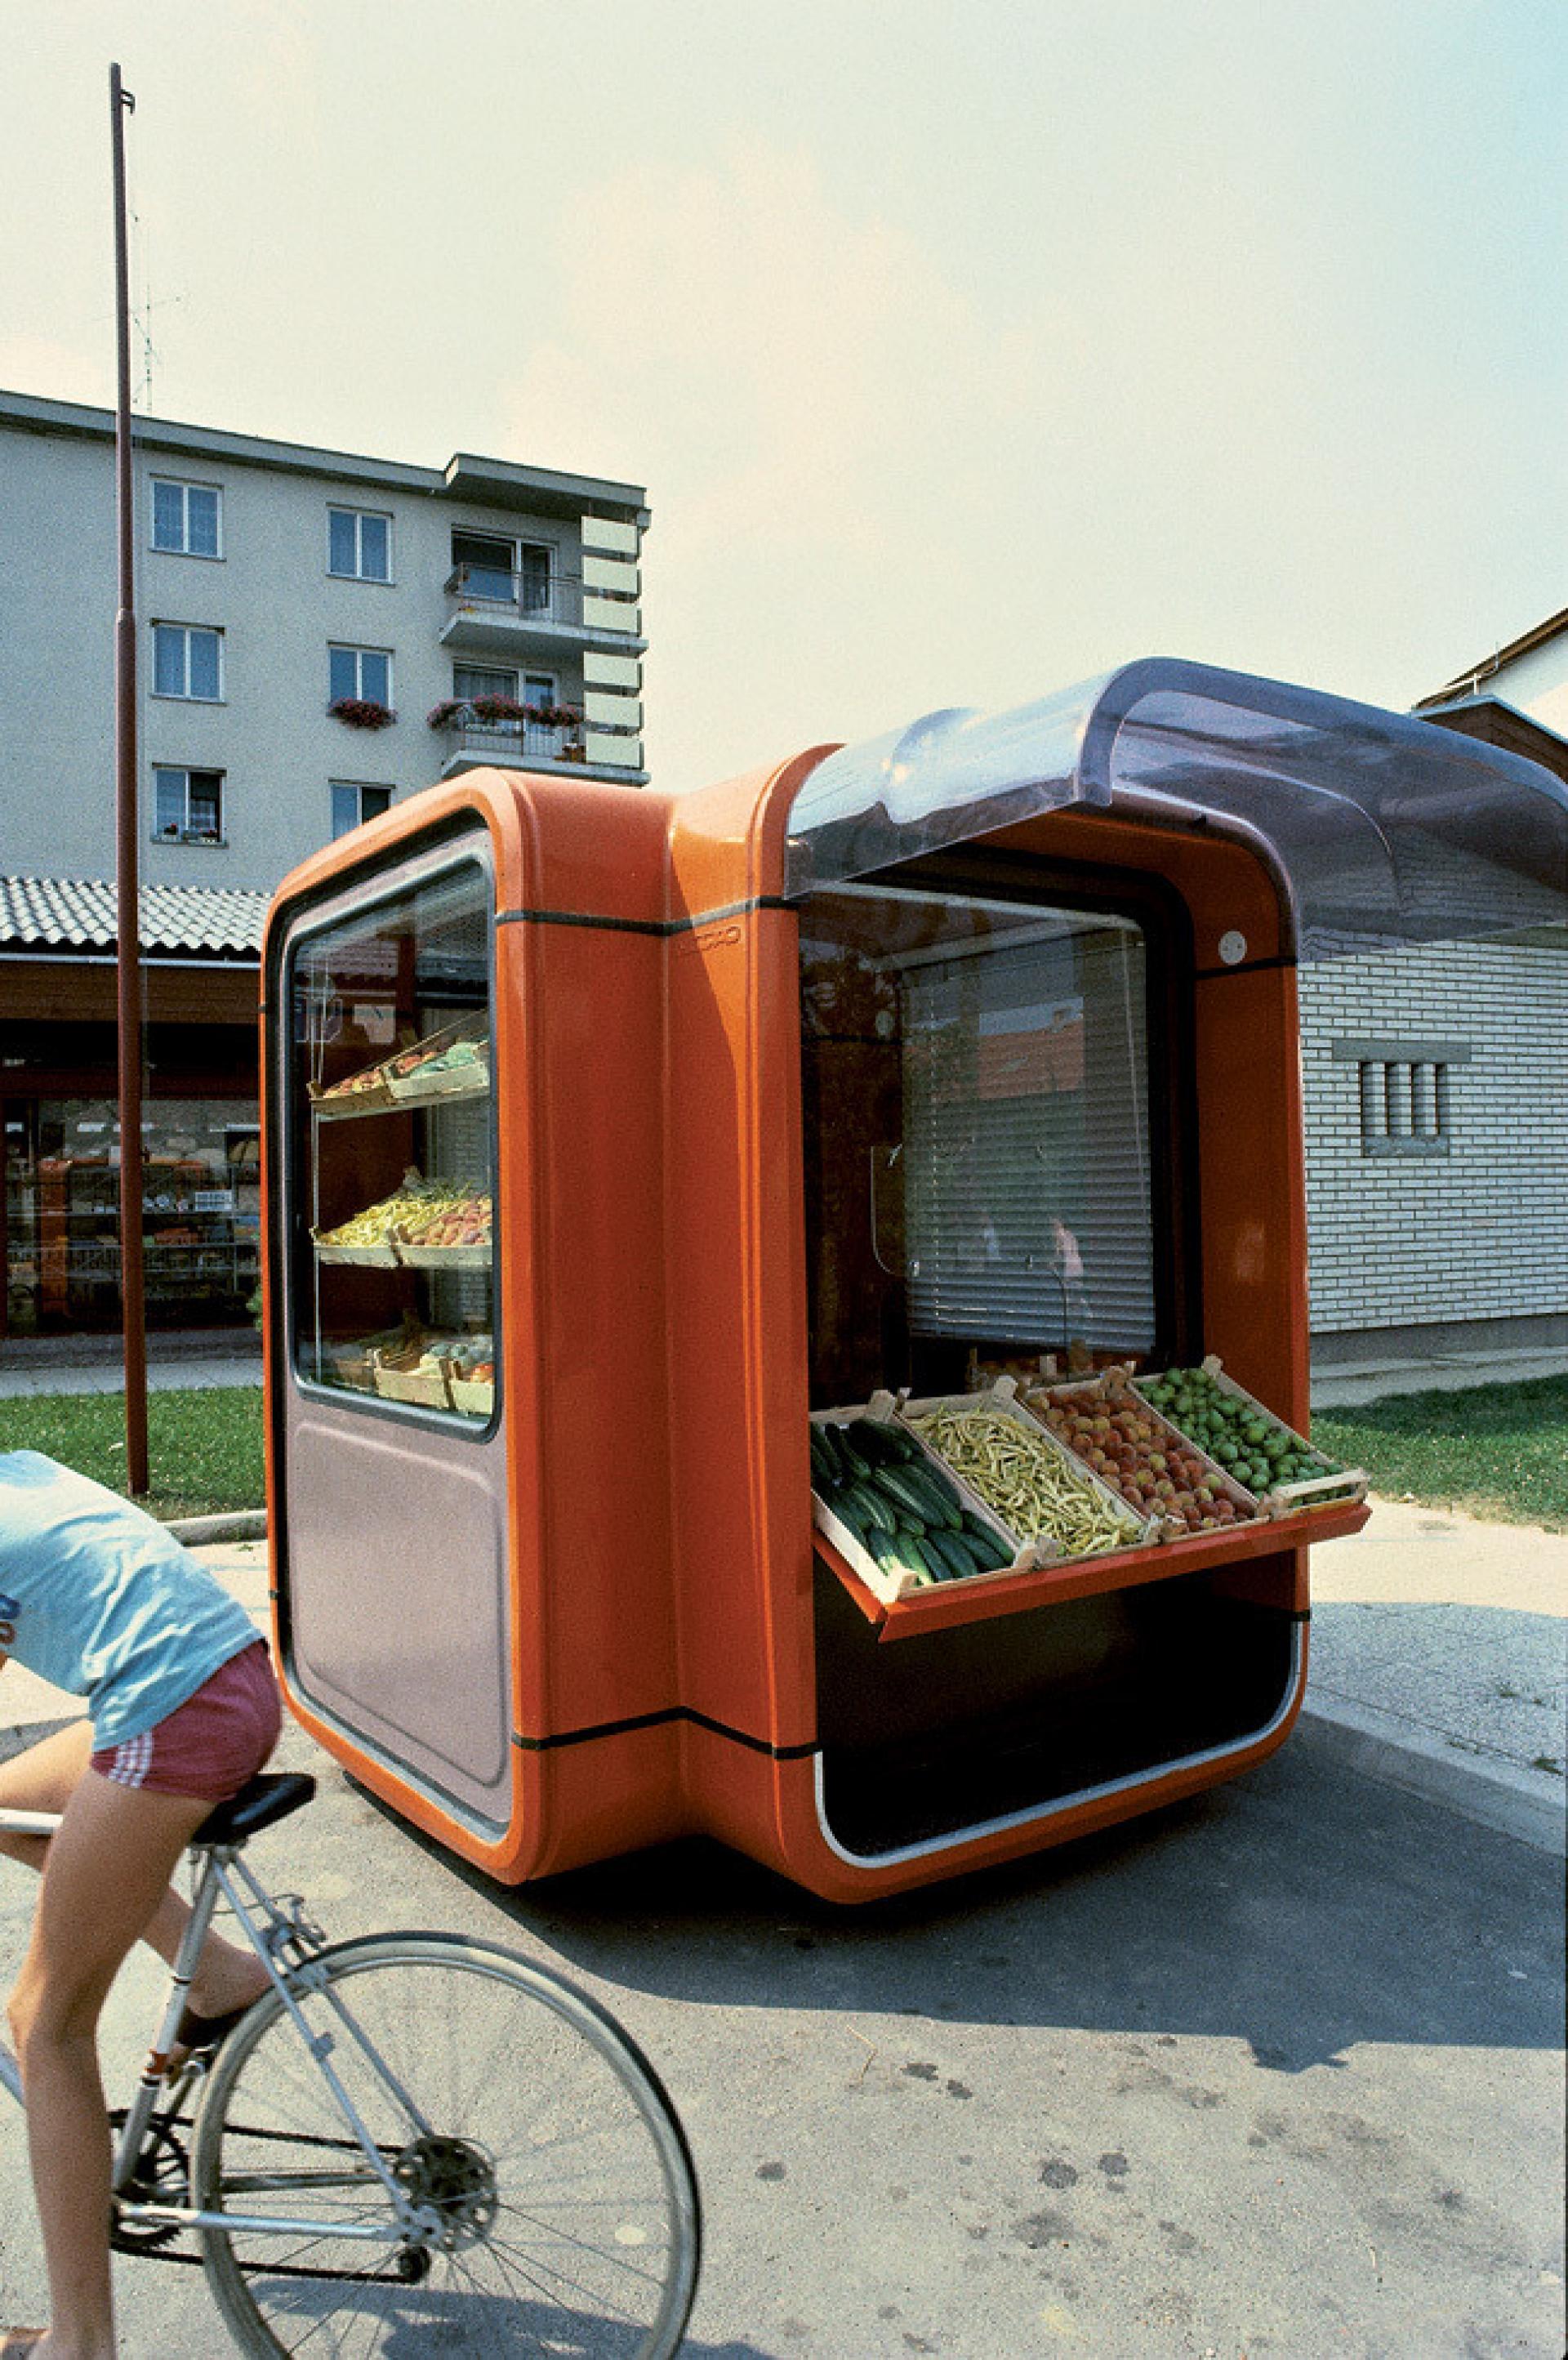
[817,1494,1370,1642]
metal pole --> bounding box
[110,62,149,1495]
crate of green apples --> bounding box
[1134,1358,1366,1514]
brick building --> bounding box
[1299,609,1568,1361]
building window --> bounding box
[153,765,225,845]
[328,506,392,582]
[452,666,559,711]
[152,622,223,702]
[449,531,552,613]
[1333,1037,1471,1158]
[328,645,392,707]
[330,782,394,838]
[150,477,221,558]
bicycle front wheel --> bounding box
[192,1931,700,2358]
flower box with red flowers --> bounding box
[328,697,396,729]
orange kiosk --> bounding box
[261,659,1568,1901]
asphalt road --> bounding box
[0,1707,1561,2360]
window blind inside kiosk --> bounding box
[800,884,1156,1407]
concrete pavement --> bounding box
[1,1517,1563,2355]
[2,1617,1561,2358]
[1311,1342,1568,1411]
[0,1329,261,1399]
[1307,1500,1566,1855]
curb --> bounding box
[1299,1698,1566,1858]
[163,1510,268,1545]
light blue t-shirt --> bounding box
[0,1451,261,1750]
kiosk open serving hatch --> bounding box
[261,659,1568,1901]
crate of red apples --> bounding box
[1014,1372,1261,1537]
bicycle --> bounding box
[0,1770,701,2357]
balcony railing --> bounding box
[443,563,639,640]
[432,700,588,765]
[444,563,587,630]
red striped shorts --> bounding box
[91,1641,282,1803]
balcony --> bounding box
[430,700,648,787]
[440,563,645,661]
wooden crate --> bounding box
[1132,1356,1369,1516]
[1014,1369,1263,1533]
[809,1399,1024,1604]
[898,1382,1151,1559]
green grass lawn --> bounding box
[1,1387,265,1522]
[1315,1376,1568,1532]
[3,1374,1563,1534]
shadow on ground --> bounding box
[345,1722,1561,2078]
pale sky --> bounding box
[2,0,1564,792]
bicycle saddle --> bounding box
[191,1772,318,1849]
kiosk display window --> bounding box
[287,851,497,1424]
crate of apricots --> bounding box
[1016,1372,1261,1537]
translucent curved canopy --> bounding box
[784,659,1568,957]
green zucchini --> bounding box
[828,1492,872,1549]
[869,1466,944,1528]
[959,1514,1013,1571]
[884,1531,932,1581]
[847,1481,896,1534]
[900,1464,964,1531]
[808,1431,841,1490]
[846,1418,903,1466]
[923,1528,980,1582]
[812,1423,848,1481]
[854,1416,923,1464]
[835,1434,873,1483]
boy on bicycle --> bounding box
[0,1449,282,2360]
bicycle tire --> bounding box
[191,1930,701,2358]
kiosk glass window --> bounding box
[800,883,1158,1407]
[287,853,496,1424]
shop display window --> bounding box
[2,1098,258,1334]
[800,882,1163,1408]
[287,849,496,1425]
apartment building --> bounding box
[0,389,648,1336]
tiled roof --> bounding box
[0,876,267,959]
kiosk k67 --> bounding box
[261,659,1568,1900]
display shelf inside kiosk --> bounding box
[290,858,497,1423]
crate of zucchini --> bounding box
[809,1408,1019,1602]
[809,1385,1148,1605]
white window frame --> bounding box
[149,476,223,560]
[329,780,395,838]
[327,644,394,707]
[151,621,225,703]
[327,506,394,583]
[151,765,225,846]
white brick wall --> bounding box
[1298,944,1568,1333]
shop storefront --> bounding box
[0,879,265,1339]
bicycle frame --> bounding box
[0,1805,443,2253]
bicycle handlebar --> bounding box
[0,1809,63,1837]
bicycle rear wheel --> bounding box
[192,1931,700,2358]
